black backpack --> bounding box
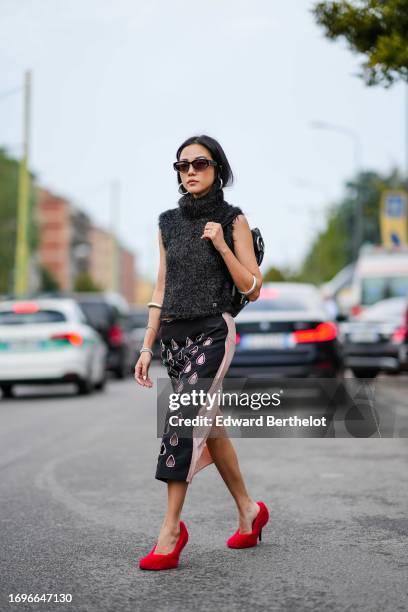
[222,217,265,317]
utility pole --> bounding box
[14,70,32,297]
[110,180,120,293]
[406,83,408,185]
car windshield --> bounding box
[361,276,408,306]
[0,309,66,325]
[128,313,148,327]
[245,291,321,312]
[78,302,113,328]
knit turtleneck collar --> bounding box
[177,179,224,219]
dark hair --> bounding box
[175,134,234,189]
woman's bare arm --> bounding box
[217,214,263,301]
[141,229,166,349]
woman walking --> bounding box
[134,134,269,570]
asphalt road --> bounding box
[1,364,407,612]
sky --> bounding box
[0,0,406,282]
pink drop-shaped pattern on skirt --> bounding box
[182,360,192,374]
[166,454,176,468]
[203,337,213,346]
[195,333,204,342]
[176,381,184,393]
[171,339,179,351]
[188,372,198,385]
[189,345,199,355]
[196,353,205,365]
[185,337,193,347]
[169,432,178,446]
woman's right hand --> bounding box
[134,352,153,387]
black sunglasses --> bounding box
[173,157,218,174]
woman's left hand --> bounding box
[200,221,226,252]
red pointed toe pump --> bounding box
[227,501,269,549]
[139,521,189,570]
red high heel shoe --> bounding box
[226,501,269,549]
[139,521,189,570]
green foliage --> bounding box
[312,0,408,86]
[297,208,349,283]
[38,264,60,292]
[297,168,407,283]
[263,266,287,282]
[0,148,38,294]
[73,272,102,292]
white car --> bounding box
[349,245,408,316]
[0,298,108,397]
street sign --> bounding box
[380,190,408,247]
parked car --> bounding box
[338,296,408,378]
[229,283,343,378]
[349,245,408,317]
[126,307,161,361]
[320,263,355,320]
[73,292,134,379]
[0,298,108,397]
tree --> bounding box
[263,266,287,282]
[38,264,60,292]
[312,0,408,86]
[297,167,405,283]
[73,272,102,292]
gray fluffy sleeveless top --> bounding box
[158,181,243,320]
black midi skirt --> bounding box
[155,311,236,484]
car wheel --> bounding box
[94,371,108,391]
[333,370,349,408]
[76,376,93,395]
[1,384,14,399]
[114,363,127,379]
[351,368,379,379]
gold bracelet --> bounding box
[147,301,162,309]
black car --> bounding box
[228,283,343,378]
[126,307,161,361]
[74,292,134,379]
[339,297,408,378]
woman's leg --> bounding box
[154,480,189,554]
[206,430,260,533]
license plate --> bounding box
[240,333,289,349]
[349,332,379,343]
[6,340,42,351]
